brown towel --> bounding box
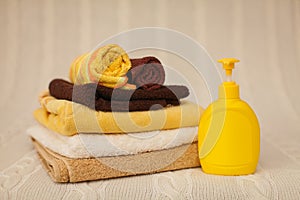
[32,138,200,183]
[49,79,189,112]
[128,57,165,90]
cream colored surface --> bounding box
[0,0,300,199]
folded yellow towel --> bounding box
[69,44,131,88]
[34,91,203,136]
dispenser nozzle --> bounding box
[218,58,239,82]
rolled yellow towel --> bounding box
[69,44,131,88]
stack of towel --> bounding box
[28,44,203,182]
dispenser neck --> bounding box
[219,82,240,99]
[226,74,232,82]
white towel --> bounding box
[27,125,198,158]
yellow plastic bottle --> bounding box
[198,58,260,175]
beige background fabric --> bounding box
[1,0,300,199]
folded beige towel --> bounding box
[34,91,203,136]
[32,138,200,183]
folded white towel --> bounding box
[27,125,198,158]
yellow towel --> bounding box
[33,91,203,136]
[69,44,131,88]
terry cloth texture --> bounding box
[32,139,200,183]
[50,79,188,101]
[128,56,165,90]
[27,125,198,158]
[33,91,203,136]
[49,79,190,112]
[69,44,131,88]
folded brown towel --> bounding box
[128,57,165,90]
[49,79,189,112]
[93,98,178,112]
[32,138,200,183]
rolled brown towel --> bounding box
[49,79,188,112]
[128,57,165,90]
[49,79,189,101]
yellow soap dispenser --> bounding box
[198,58,260,175]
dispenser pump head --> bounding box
[218,58,240,99]
[218,58,239,82]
